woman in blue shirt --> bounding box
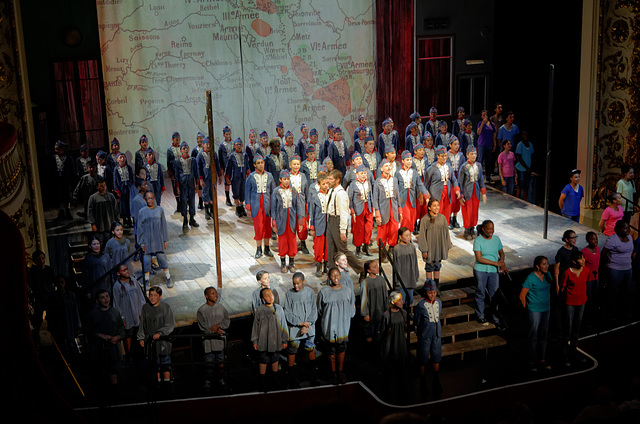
[519,256,553,372]
[473,220,507,329]
[558,169,584,223]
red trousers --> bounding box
[439,186,452,224]
[252,194,272,241]
[400,193,417,232]
[353,203,373,247]
[313,234,328,262]
[297,216,308,241]
[377,205,399,247]
[462,186,480,229]
[278,223,297,258]
[450,173,461,214]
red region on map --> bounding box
[313,79,351,117]
[256,0,277,14]
[251,19,272,37]
[291,56,314,96]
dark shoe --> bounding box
[495,321,506,332]
[225,193,233,207]
[271,230,277,241]
[323,261,328,275]
[288,258,296,273]
[235,206,242,217]
[240,205,248,217]
[338,371,347,384]
[387,245,394,260]
[476,317,488,325]
[281,259,288,274]
[205,205,212,220]
[413,220,420,235]
[198,197,204,210]
[264,246,274,257]
[182,217,189,233]
[77,211,87,218]
[362,244,372,256]
[315,262,323,277]
[355,246,362,259]
[189,217,200,227]
[452,216,460,228]
[255,247,263,259]
[464,228,473,240]
[299,241,309,255]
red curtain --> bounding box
[376,0,414,151]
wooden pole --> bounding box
[206,91,223,288]
[543,64,554,239]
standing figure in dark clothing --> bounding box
[166,131,182,213]
[87,176,120,247]
[174,141,200,232]
[87,289,125,388]
[75,144,91,177]
[113,152,135,228]
[47,275,82,358]
[53,140,76,220]
[138,286,176,384]
[28,250,56,345]
[73,160,97,218]
[81,236,111,304]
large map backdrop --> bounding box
[96,0,376,162]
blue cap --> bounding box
[423,131,433,138]
[279,170,290,179]
[285,130,293,137]
[172,132,180,138]
[438,120,447,127]
[382,118,391,126]
[300,123,307,131]
[289,154,301,162]
[387,116,394,123]
[457,106,465,113]
[358,114,366,121]
[401,150,412,160]
[234,137,243,145]
[79,144,88,151]
[410,111,420,120]
[424,279,437,292]
[116,152,126,159]
[467,146,477,154]
[197,131,205,138]
[310,128,318,136]
[358,125,367,133]
[222,126,231,133]
[249,129,257,135]
[352,152,362,160]
[323,157,333,165]
[305,144,315,153]
[450,135,458,143]
[384,146,395,154]
[435,145,446,155]
[180,141,189,148]
[429,107,437,114]
[145,147,154,154]
[327,123,335,130]
[356,164,366,173]
[202,137,209,145]
[334,127,342,133]
[55,140,67,149]
[365,136,374,142]
[260,130,268,137]
[408,122,417,130]
[276,121,284,129]
[318,165,328,173]
[379,159,390,168]
[253,153,264,163]
[414,143,424,150]
[96,150,107,158]
[111,138,119,145]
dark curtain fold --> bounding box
[376,0,414,151]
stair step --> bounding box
[442,304,474,319]
[412,288,467,307]
[442,320,495,338]
[442,335,507,357]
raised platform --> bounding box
[45,183,602,325]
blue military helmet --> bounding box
[410,111,420,120]
[401,150,412,160]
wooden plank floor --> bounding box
[45,183,603,326]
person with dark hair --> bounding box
[87,289,125,389]
[458,147,487,239]
[519,256,553,372]
[327,127,349,175]
[175,141,200,232]
[373,160,402,262]
[284,272,318,386]
[246,154,276,259]
[317,267,355,384]
[473,220,507,328]
[452,106,466,139]
[599,192,623,236]
[138,191,172,288]
[424,145,461,226]
[602,220,634,320]
[167,131,182,212]
[95,150,114,193]
[265,137,286,179]
[225,138,249,218]
[75,144,91,177]
[559,169,584,222]
[72,160,97,218]
[418,199,452,293]
[251,287,288,392]
[497,140,516,195]
[81,236,111,301]
[197,137,216,220]
[616,164,636,223]
[515,129,534,201]
[197,287,229,390]
[138,286,175,385]
[104,221,132,273]
[554,230,580,295]
[582,232,600,316]
[397,150,429,233]
[135,135,149,176]
[87,175,120,247]
[217,127,234,207]
[360,260,388,345]
[144,147,165,206]
[309,173,331,276]
[380,291,408,363]
[113,152,135,228]
[476,110,496,182]
[251,270,280,314]
[414,279,442,394]
[559,250,588,366]
[393,227,419,306]
[348,163,374,259]
[112,263,145,359]
[271,170,305,273]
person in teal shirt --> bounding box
[519,256,553,372]
[473,220,507,328]
[616,164,635,223]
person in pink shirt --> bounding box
[581,231,600,320]
[497,140,516,195]
[599,192,623,236]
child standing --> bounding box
[73,160,97,218]
[309,173,331,276]
[138,192,172,288]
[301,144,319,190]
[397,150,428,233]
[265,137,286,177]
[53,140,76,220]
[360,260,389,344]
[559,250,588,366]
[452,107,466,139]
[348,164,374,259]
[175,141,200,232]
[113,153,135,228]
[362,137,380,180]
[192,131,205,210]
[558,169,584,223]
[245,154,275,259]
[581,232,600,318]
[137,286,176,384]
[414,280,443,394]
[251,287,289,392]
[434,121,451,147]
[393,227,419,306]
[616,164,636,223]
[288,155,309,254]
[380,291,408,362]
[196,287,230,389]
[218,126,234,207]
[166,132,182,213]
[112,263,145,359]
[447,136,465,228]
[271,170,305,273]
[425,146,461,225]
[87,289,125,388]
[378,118,398,155]
[96,150,114,193]
[284,272,318,386]
[459,119,477,154]
[317,267,355,384]
[251,270,280,313]
[498,140,516,195]
[75,144,91,178]
[328,127,348,175]
[418,199,452,291]
[104,221,132,272]
[144,148,165,205]
[87,176,120,247]
[458,147,487,240]
[135,135,149,175]
[599,192,624,236]
[197,137,217,220]
[373,159,402,262]
[225,138,248,218]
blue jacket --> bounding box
[245,171,275,218]
[271,186,305,235]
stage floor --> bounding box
[45,183,602,326]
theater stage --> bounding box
[46,182,601,326]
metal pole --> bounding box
[543,64,554,239]
[206,91,223,289]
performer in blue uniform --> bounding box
[174,141,200,232]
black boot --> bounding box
[355,246,362,259]
[388,245,395,261]
[380,248,388,263]
[198,197,204,210]
[235,205,242,217]
[225,191,232,207]
[271,230,277,241]
[281,258,288,273]
[464,227,472,240]
[205,204,212,220]
[175,198,182,214]
[255,246,263,259]
[315,261,323,277]
[362,244,372,256]
[452,215,460,228]
[413,220,420,235]
[182,216,189,233]
[299,240,309,254]
[264,246,274,257]
[288,257,296,273]
[323,261,328,275]
[240,204,247,217]
[189,216,200,227]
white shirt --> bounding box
[279,187,293,209]
[380,176,395,198]
[327,185,349,232]
[253,171,269,193]
[290,172,303,193]
[355,179,370,202]
[422,299,440,323]
[398,168,414,189]
[436,163,449,184]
